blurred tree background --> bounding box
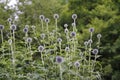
[0,0,120,80]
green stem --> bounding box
[1,30,4,56]
[41,52,44,66]
[59,64,63,80]
[55,19,58,39]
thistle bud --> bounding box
[26,37,32,43]
[0,25,4,30]
[40,33,45,39]
[88,39,93,44]
[65,47,70,52]
[74,61,80,67]
[8,39,12,45]
[7,18,12,22]
[57,38,62,43]
[97,34,102,38]
[39,15,45,20]
[84,41,88,46]
[23,27,28,33]
[38,45,44,52]
[54,14,59,19]
[45,18,50,23]
[64,28,68,33]
[10,24,17,30]
[72,14,77,19]
[64,24,68,28]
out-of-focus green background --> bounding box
[0,0,120,80]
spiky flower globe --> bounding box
[72,22,76,27]
[10,24,17,30]
[41,33,45,39]
[72,14,77,20]
[56,56,64,64]
[64,24,68,28]
[74,61,80,67]
[39,15,45,20]
[54,14,59,19]
[26,37,32,43]
[92,49,99,54]
[97,34,102,38]
[64,28,69,33]
[88,39,93,44]
[7,18,12,22]
[38,45,44,52]
[8,39,12,45]
[0,25,4,30]
[84,41,88,46]
[70,32,76,37]
[45,18,50,23]
[57,38,62,43]
[65,47,70,52]
[89,27,94,32]
[23,27,28,33]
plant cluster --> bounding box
[0,14,102,80]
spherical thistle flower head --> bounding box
[40,33,45,39]
[26,37,32,43]
[97,34,102,38]
[0,25,4,30]
[84,41,88,46]
[88,39,93,44]
[23,27,28,33]
[64,28,69,33]
[57,38,62,43]
[45,18,50,23]
[65,46,70,52]
[38,45,44,52]
[92,49,99,54]
[7,18,12,22]
[72,14,77,20]
[70,32,76,37]
[8,39,12,45]
[31,25,36,29]
[10,24,17,30]
[89,27,94,32]
[56,56,64,64]
[54,14,59,19]
[72,22,76,27]
[39,15,45,20]
[64,24,68,28]
[74,61,80,67]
